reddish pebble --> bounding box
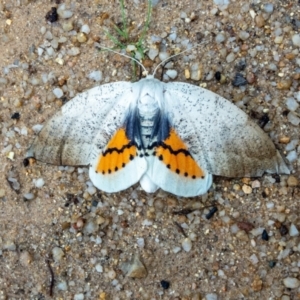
[246,72,256,84]
[237,221,254,233]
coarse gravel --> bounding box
[0,0,300,299]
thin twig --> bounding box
[45,258,54,297]
[172,208,195,215]
[174,221,187,238]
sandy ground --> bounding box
[0,0,300,299]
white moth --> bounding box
[26,48,289,197]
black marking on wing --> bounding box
[102,140,138,157]
[147,141,192,157]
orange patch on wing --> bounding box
[156,129,204,178]
[96,128,137,174]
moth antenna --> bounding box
[152,42,206,77]
[95,44,148,75]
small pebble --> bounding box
[190,63,202,81]
[215,33,226,43]
[210,7,218,15]
[51,39,59,49]
[279,136,290,144]
[46,47,54,56]
[279,224,289,236]
[122,256,147,278]
[57,9,73,19]
[88,71,102,81]
[292,34,300,47]
[226,52,235,63]
[77,32,87,43]
[246,72,256,84]
[95,263,103,273]
[232,73,247,87]
[206,70,214,81]
[20,251,33,267]
[126,45,136,52]
[83,219,98,234]
[286,150,297,162]
[251,180,260,189]
[287,175,298,187]
[263,3,274,14]
[255,15,265,27]
[249,253,259,264]
[183,69,190,79]
[251,276,263,291]
[205,293,218,300]
[274,36,283,44]
[53,88,64,98]
[57,280,68,291]
[68,47,80,56]
[74,294,84,300]
[248,48,257,58]
[3,241,16,251]
[289,224,299,237]
[87,185,96,195]
[172,246,181,253]
[283,277,300,289]
[160,280,170,290]
[45,31,53,40]
[137,238,145,248]
[268,261,276,268]
[62,21,73,31]
[237,221,254,232]
[148,48,159,60]
[286,97,299,111]
[239,31,249,41]
[34,178,45,188]
[81,24,90,34]
[107,269,116,279]
[220,74,227,84]
[213,0,229,9]
[277,249,290,260]
[295,91,300,102]
[285,139,298,151]
[277,79,292,90]
[287,112,300,126]
[166,69,178,79]
[142,219,153,226]
[75,218,84,229]
[168,32,177,41]
[215,71,221,81]
[242,184,252,194]
[45,7,58,23]
[262,229,269,241]
[182,237,192,252]
[23,193,35,200]
[250,227,264,236]
[40,26,46,34]
[158,52,169,61]
[52,247,64,262]
[11,112,20,120]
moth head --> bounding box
[137,77,164,108]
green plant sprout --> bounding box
[104,0,152,80]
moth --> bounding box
[26,50,289,197]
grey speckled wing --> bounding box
[163,82,290,177]
[26,81,132,166]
